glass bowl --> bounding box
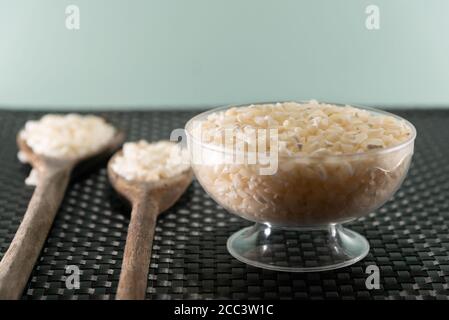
[185,103,416,272]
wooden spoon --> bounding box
[0,128,125,299]
[107,150,192,300]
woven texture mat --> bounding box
[0,109,448,300]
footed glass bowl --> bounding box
[185,103,416,272]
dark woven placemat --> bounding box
[0,109,448,300]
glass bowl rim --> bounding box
[184,101,417,160]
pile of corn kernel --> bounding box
[197,100,412,156]
[19,114,116,185]
[20,114,116,158]
[189,101,415,225]
[111,140,190,182]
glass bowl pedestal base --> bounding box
[227,223,369,272]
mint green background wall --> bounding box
[0,0,448,110]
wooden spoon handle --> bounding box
[116,199,158,300]
[0,167,71,299]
